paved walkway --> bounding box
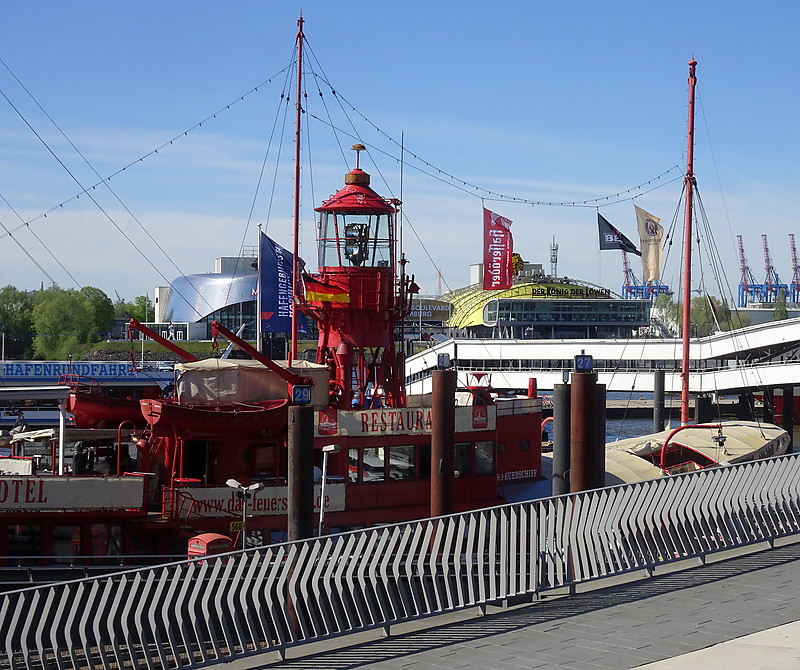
[232,539,800,669]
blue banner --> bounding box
[259,233,295,333]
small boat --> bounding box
[62,374,164,429]
[606,420,790,480]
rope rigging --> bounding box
[4,36,696,342]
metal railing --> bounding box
[0,555,188,593]
[2,453,800,669]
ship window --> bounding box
[362,447,385,483]
[252,443,276,480]
[454,442,473,476]
[418,444,431,478]
[389,446,414,480]
[6,523,42,556]
[348,448,359,483]
[475,441,494,475]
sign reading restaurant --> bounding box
[315,405,498,438]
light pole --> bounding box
[317,444,340,536]
[226,479,264,549]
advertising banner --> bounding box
[635,205,664,282]
[259,233,294,333]
[482,208,514,290]
[598,213,641,255]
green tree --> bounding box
[0,285,34,358]
[80,287,115,335]
[114,296,132,318]
[128,295,154,323]
[654,294,750,336]
[773,288,789,321]
[32,286,115,359]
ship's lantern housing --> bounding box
[303,145,411,410]
[317,167,395,271]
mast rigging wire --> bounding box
[0,66,220,318]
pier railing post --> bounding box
[653,368,665,432]
[782,387,794,451]
[288,405,315,541]
[431,369,456,517]
[552,383,571,497]
[569,372,598,493]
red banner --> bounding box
[482,208,514,290]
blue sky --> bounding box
[1,1,799,305]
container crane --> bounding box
[621,250,641,298]
[762,234,788,303]
[620,251,671,300]
[737,235,761,306]
[790,234,800,303]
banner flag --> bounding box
[635,205,664,282]
[482,208,514,290]
[598,213,641,256]
[302,274,350,303]
[258,233,294,333]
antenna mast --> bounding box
[290,15,304,363]
[680,59,697,425]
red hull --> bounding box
[67,392,150,429]
[140,398,290,438]
[755,394,796,425]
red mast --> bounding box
[680,59,697,425]
[290,15,304,363]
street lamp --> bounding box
[226,478,264,549]
[318,444,341,536]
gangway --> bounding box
[404,316,800,395]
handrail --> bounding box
[3,453,799,668]
[656,423,724,471]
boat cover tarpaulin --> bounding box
[607,420,790,464]
[175,359,329,407]
[604,449,663,485]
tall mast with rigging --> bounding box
[290,15,304,363]
[680,59,697,425]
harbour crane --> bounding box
[737,235,761,307]
[621,250,642,298]
[790,234,800,303]
[761,234,788,303]
[620,251,671,300]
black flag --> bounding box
[598,213,641,256]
